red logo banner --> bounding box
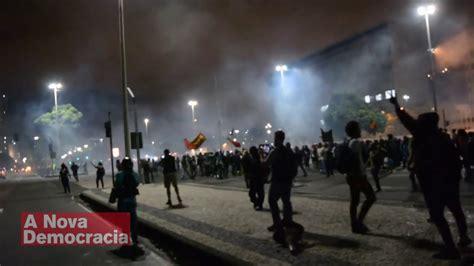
[21,212,131,246]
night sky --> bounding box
[1,0,472,146]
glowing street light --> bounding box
[48,82,62,113]
[188,100,198,122]
[275,64,288,85]
[417,4,438,112]
[144,118,149,135]
[403,95,410,101]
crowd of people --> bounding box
[55,94,474,259]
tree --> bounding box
[34,104,83,128]
[323,94,387,138]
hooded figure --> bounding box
[390,96,470,260]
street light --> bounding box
[144,118,149,135]
[188,100,198,122]
[417,4,438,112]
[403,95,410,101]
[48,82,62,113]
[48,82,62,163]
[275,64,288,85]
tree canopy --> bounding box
[34,104,83,128]
[323,94,387,138]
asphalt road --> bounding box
[0,174,171,266]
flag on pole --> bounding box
[184,132,207,150]
[227,138,241,148]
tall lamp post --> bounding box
[417,4,438,112]
[126,87,142,180]
[48,82,62,164]
[118,0,131,157]
[188,100,198,123]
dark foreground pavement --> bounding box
[0,177,171,266]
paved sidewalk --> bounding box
[80,176,474,265]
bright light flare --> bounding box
[275,65,288,72]
[188,100,198,107]
[417,4,436,16]
[48,83,62,90]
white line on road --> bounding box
[77,203,92,213]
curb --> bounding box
[80,190,251,265]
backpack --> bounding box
[97,167,105,177]
[334,140,355,174]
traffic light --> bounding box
[104,121,111,138]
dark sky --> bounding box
[1,0,472,145]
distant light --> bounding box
[364,95,371,104]
[152,141,155,145]
[427,74,431,78]
[275,65,288,72]
[417,4,436,16]
[266,129,272,135]
[153,156,158,161]
[99,138,104,143]
[234,129,240,134]
[85,156,89,160]
[22,157,27,164]
[320,120,325,126]
[188,100,198,107]
[403,95,410,101]
[83,144,88,149]
[381,111,386,114]
[33,136,40,141]
[68,151,72,155]
[112,148,120,158]
[400,107,405,111]
[144,118,149,124]
[233,138,237,142]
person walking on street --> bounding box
[345,121,377,234]
[91,161,105,188]
[59,163,71,193]
[294,146,307,177]
[161,149,182,206]
[390,96,471,260]
[114,157,140,245]
[244,146,266,210]
[266,130,298,244]
[70,162,79,182]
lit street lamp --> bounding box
[48,82,62,113]
[144,118,149,135]
[275,64,288,85]
[48,82,62,160]
[417,4,438,112]
[188,100,198,123]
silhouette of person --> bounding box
[266,130,297,244]
[59,163,71,193]
[161,149,182,206]
[114,157,140,245]
[91,162,105,188]
[70,162,79,182]
[345,121,376,234]
[390,96,471,259]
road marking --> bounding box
[77,203,92,213]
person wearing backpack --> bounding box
[265,130,298,244]
[343,121,376,234]
[390,96,471,260]
[91,161,105,188]
[114,157,140,245]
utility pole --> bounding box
[118,0,131,157]
[106,112,115,183]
